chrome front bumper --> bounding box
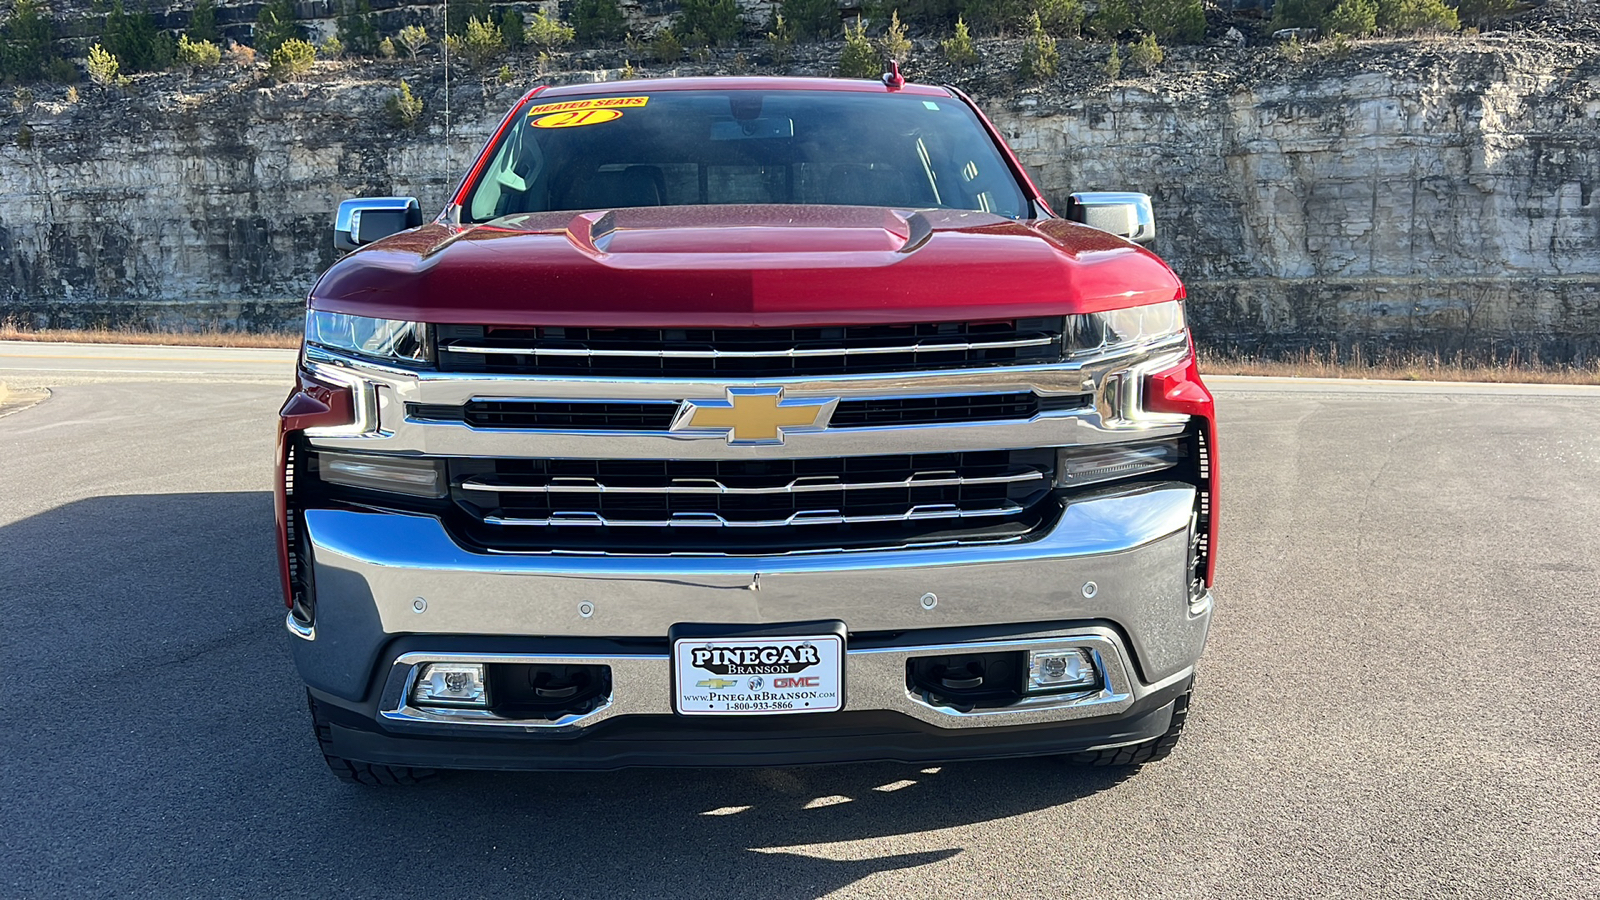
[376,627,1166,734]
[290,481,1212,731]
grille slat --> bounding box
[448,450,1057,553]
[436,319,1064,379]
[462,467,1044,496]
[484,502,1027,529]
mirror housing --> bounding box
[334,197,423,252]
[1065,192,1156,245]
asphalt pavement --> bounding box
[2,343,1597,899]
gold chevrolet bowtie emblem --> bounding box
[671,388,837,444]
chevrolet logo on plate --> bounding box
[697,678,739,690]
[671,388,837,445]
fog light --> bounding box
[1056,440,1183,489]
[413,663,488,707]
[318,452,446,498]
[1026,649,1099,694]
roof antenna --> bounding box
[882,60,904,91]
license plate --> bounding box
[673,633,845,716]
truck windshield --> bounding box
[463,89,1031,222]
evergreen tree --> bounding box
[677,0,744,45]
[449,0,492,35]
[1,0,73,82]
[255,0,303,54]
[1035,0,1085,38]
[778,0,840,40]
[1376,0,1457,32]
[1271,0,1333,28]
[499,7,525,48]
[187,0,219,43]
[1322,0,1376,35]
[571,0,626,43]
[103,0,173,72]
[336,0,378,54]
[1089,0,1134,38]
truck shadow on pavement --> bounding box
[0,492,1135,899]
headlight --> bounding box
[1063,300,1186,358]
[305,310,432,364]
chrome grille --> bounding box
[408,393,1089,431]
[435,319,1064,379]
[448,450,1057,553]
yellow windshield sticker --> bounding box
[531,108,625,128]
[526,96,649,117]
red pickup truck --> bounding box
[277,75,1217,784]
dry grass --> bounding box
[1199,347,1600,386]
[0,323,299,349]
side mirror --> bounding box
[1065,192,1156,245]
[334,197,423,252]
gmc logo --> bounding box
[773,677,819,688]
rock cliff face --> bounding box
[2,26,1597,357]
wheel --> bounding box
[308,691,439,786]
[1065,687,1191,767]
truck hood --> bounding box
[309,205,1183,327]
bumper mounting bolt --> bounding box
[411,597,427,613]
[920,592,938,610]
[578,601,595,618]
[1082,582,1098,599]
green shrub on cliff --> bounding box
[86,43,125,85]
[1323,0,1377,35]
[385,79,423,128]
[1128,31,1162,72]
[837,19,879,78]
[780,0,840,40]
[765,14,794,64]
[1377,0,1458,33]
[677,0,745,46]
[1272,0,1332,29]
[525,11,575,51]
[267,37,316,79]
[940,17,977,66]
[1139,0,1206,43]
[449,16,505,68]
[961,0,1026,34]
[176,34,222,67]
[1091,0,1134,38]
[1035,0,1085,38]
[1018,12,1058,81]
[882,11,911,62]
[255,0,303,55]
[397,24,429,59]
[572,0,627,44]
[650,27,684,62]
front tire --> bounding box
[308,692,439,785]
[1065,686,1191,767]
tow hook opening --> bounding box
[907,651,1026,711]
[908,648,1103,712]
[487,663,613,720]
